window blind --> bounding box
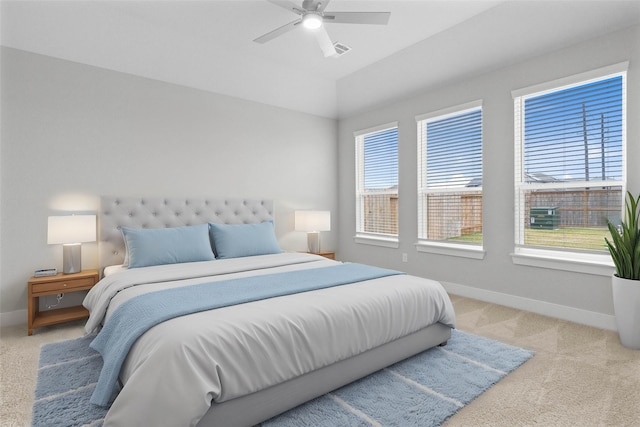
[417,105,483,245]
[355,125,399,237]
[514,72,625,252]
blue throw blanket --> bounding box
[90,263,404,406]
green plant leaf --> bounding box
[606,191,640,280]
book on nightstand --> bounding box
[34,268,58,277]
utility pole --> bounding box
[582,103,589,181]
[600,113,605,181]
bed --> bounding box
[84,196,456,427]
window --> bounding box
[416,101,483,257]
[355,123,399,247]
[513,65,626,259]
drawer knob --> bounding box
[63,283,67,287]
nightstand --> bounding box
[313,251,335,260]
[27,269,99,335]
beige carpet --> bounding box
[1,295,639,426]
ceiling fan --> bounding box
[254,0,391,57]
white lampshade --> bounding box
[48,215,97,244]
[48,215,96,274]
[295,210,330,254]
[295,211,331,232]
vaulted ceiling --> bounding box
[2,1,639,118]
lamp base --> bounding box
[307,232,321,253]
[62,243,82,274]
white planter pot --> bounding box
[612,275,640,350]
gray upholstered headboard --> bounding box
[99,197,274,271]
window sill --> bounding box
[415,241,485,259]
[510,247,615,276]
[354,234,399,248]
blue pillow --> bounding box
[122,224,215,268]
[209,221,282,259]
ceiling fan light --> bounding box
[302,13,323,30]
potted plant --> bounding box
[605,191,640,349]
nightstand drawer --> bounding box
[31,277,95,294]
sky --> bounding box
[523,75,623,183]
[363,75,623,191]
[363,127,398,190]
[424,109,482,189]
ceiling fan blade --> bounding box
[316,0,331,13]
[323,11,390,25]
[266,0,305,15]
[314,26,337,57]
[253,19,300,44]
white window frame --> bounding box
[511,62,628,275]
[415,100,485,260]
[354,122,400,248]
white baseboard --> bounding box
[0,309,26,328]
[442,281,617,331]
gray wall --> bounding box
[0,47,338,321]
[337,26,640,328]
[2,25,639,329]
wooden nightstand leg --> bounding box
[28,295,36,336]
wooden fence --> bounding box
[423,192,482,240]
[362,194,398,235]
[526,188,622,227]
[363,188,621,240]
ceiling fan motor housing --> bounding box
[302,0,322,11]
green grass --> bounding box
[448,232,483,244]
[525,227,610,251]
[448,227,610,251]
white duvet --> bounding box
[83,253,456,427]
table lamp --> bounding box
[47,215,96,274]
[295,210,330,253]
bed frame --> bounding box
[98,196,451,427]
